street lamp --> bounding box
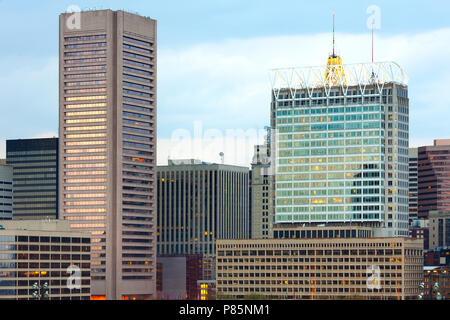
[31,282,49,300]
[418,281,442,300]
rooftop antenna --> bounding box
[219,152,224,164]
[332,11,336,57]
[371,20,374,64]
[370,20,376,83]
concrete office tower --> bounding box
[59,10,157,300]
[270,61,410,237]
[250,143,274,239]
[157,160,250,280]
[6,138,58,220]
[428,211,450,250]
[409,148,419,224]
[0,164,13,220]
[418,139,450,219]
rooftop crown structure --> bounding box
[324,12,347,86]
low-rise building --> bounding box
[156,254,203,300]
[216,226,423,300]
[0,220,91,300]
[409,219,429,250]
[422,266,450,300]
[424,247,450,267]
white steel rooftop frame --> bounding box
[270,61,408,98]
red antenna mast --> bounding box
[371,21,374,63]
[332,12,336,57]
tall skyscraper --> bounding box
[0,164,13,220]
[250,143,274,239]
[270,56,410,236]
[157,159,250,280]
[409,147,419,224]
[59,9,157,300]
[418,139,450,219]
[6,138,58,220]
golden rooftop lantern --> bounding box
[324,12,347,86]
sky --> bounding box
[0,0,449,166]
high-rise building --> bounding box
[418,139,450,219]
[409,148,418,224]
[157,159,250,280]
[0,164,13,220]
[428,210,450,250]
[59,9,157,300]
[250,143,274,239]
[270,57,410,237]
[6,138,58,220]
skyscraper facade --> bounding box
[418,139,450,219]
[157,160,250,280]
[270,61,410,237]
[0,164,13,220]
[250,144,274,239]
[59,9,157,300]
[6,138,58,220]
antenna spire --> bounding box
[371,21,374,64]
[332,12,336,57]
[370,21,376,82]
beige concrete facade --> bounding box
[59,10,157,300]
[428,210,450,250]
[216,232,423,300]
[251,144,274,239]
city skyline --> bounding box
[0,3,449,303]
[1,1,450,167]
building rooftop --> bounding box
[0,219,72,232]
[270,61,408,92]
[160,159,249,171]
[434,139,450,146]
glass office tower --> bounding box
[6,138,58,220]
[270,61,410,237]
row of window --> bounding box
[65,34,106,42]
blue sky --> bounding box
[0,0,449,165]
